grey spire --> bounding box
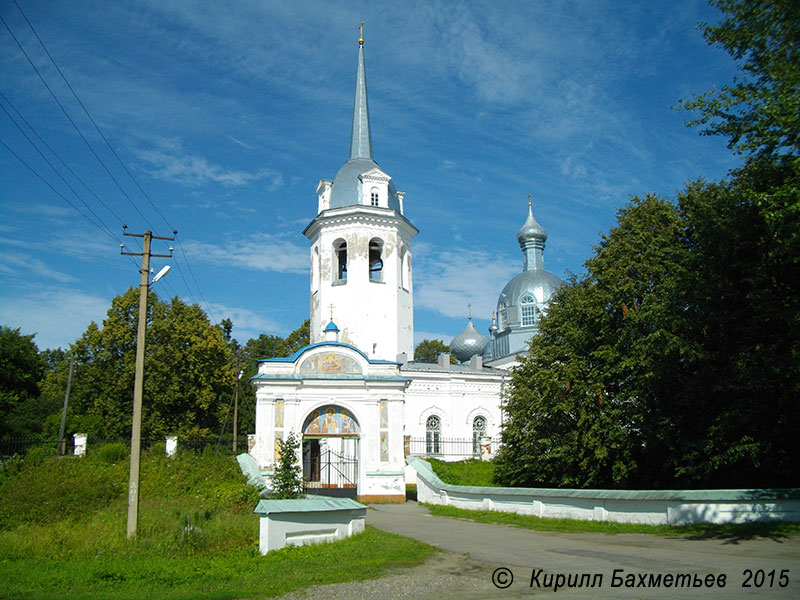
[349,43,373,160]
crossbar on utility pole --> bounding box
[121,226,175,539]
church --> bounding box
[250,32,561,503]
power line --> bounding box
[0,12,155,229]
[0,137,118,246]
[0,90,126,226]
[0,95,119,242]
[4,5,223,324]
[11,0,173,231]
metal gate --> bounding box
[303,439,358,498]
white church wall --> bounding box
[402,367,505,462]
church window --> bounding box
[426,415,441,455]
[334,239,347,281]
[472,416,487,456]
[369,238,383,282]
[520,293,537,327]
[370,188,379,207]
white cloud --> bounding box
[414,244,517,321]
[137,139,283,189]
[0,287,111,350]
[207,302,285,343]
[0,252,78,284]
[184,233,307,274]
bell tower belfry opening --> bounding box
[304,28,417,361]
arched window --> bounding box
[334,239,347,281]
[426,415,441,455]
[370,188,379,207]
[369,238,383,282]
[472,415,487,456]
[520,293,537,327]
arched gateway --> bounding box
[302,405,360,497]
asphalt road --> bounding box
[363,501,800,599]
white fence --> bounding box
[408,457,800,525]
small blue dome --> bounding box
[324,321,340,332]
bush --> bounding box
[96,443,129,464]
[270,432,303,499]
[23,445,56,469]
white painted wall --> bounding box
[409,457,800,525]
[256,503,366,554]
[306,207,416,361]
[403,366,505,460]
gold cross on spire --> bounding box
[359,22,364,46]
[468,303,472,319]
[528,192,532,207]
[328,304,335,321]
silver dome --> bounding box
[497,269,562,313]
[517,203,547,245]
[329,158,402,211]
[450,318,489,362]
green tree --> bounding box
[675,176,800,487]
[679,0,800,159]
[0,326,46,436]
[413,339,456,363]
[270,431,303,498]
[40,288,236,441]
[495,196,692,489]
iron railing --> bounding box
[406,436,502,459]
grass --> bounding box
[0,447,436,599]
[426,458,496,487]
[424,504,800,539]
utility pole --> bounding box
[121,225,175,539]
[232,362,242,453]
[57,356,75,456]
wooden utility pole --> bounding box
[120,226,175,539]
[232,362,242,453]
[57,356,75,456]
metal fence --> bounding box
[406,436,502,459]
[0,435,250,458]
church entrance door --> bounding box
[301,406,359,498]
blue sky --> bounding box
[1,0,741,352]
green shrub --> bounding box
[146,442,166,457]
[23,445,56,469]
[97,443,129,464]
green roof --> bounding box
[254,497,366,515]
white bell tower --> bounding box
[304,33,417,361]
